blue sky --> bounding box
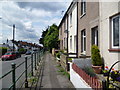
[0,0,72,45]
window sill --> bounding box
[70,25,72,28]
[108,49,120,52]
[81,51,86,55]
[80,13,86,19]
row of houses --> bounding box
[0,39,42,52]
[58,0,120,69]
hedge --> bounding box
[0,47,8,55]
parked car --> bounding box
[25,51,31,55]
[1,52,17,61]
[15,51,21,58]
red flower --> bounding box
[105,66,108,69]
[112,68,114,71]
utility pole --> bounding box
[13,24,15,51]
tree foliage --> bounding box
[39,24,59,52]
[0,47,8,55]
[39,28,48,45]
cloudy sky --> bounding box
[0,0,72,45]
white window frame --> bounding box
[74,35,76,52]
[81,30,86,53]
[64,38,65,49]
[111,15,120,49]
[60,27,62,35]
[64,21,66,31]
[92,26,98,46]
[70,13,72,25]
[70,36,72,50]
[65,18,67,30]
[95,30,98,45]
[81,0,86,16]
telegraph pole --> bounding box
[13,24,15,51]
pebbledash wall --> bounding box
[99,1,120,69]
[59,16,67,50]
[68,2,77,55]
[77,1,99,57]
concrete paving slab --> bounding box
[37,52,75,89]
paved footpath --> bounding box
[36,52,75,89]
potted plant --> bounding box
[102,66,109,76]
[111,70,120,82]
[91,45,102,74]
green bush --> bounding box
[60,50,64,53]
[56,52,60,58]
[0,47,8,55]
[82,67,96,77]
[18,48,26,54]
[68,58,72,61]
[91,45,102,66]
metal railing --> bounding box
[102,61,120,90]
[0,49,44,90]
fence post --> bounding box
[102,80,107,90]
[38,51,40,65]
[11,63,16,90]
[35,53,37,70]
[39,51,41,62]
[36,51,38,66]
[31,54,33,76]
[25,57,28,88]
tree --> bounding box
[39,24,59,52]
[39,28,48,45]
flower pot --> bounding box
[92,65,102,74]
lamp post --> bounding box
[13,24,15,51]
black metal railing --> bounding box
[0,49,44,90]
[102,60,120,90]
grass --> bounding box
[57,65,70,79]
[28,77,38,83]
[28,72,32,77]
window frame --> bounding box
[60,27,62,35]
[64,37,66,49]
[111,14,120,49]
[70,36,72,50]
[81,29,86,53]
[64,21,66,31]
[81,0,86,16]
[91,26,98,46]
[74,35,77,52]
[70,12,72,25]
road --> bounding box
[0,54,32,89]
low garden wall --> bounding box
[71,63,102,89]
[72,58,92,68]
[69,62,92,89]
[60,53,67,70]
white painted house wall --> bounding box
[68,3,77,54]
[99,1,120,69]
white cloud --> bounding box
[0,1,69,44]
[31,9,52,18]
[24,21,32,29]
